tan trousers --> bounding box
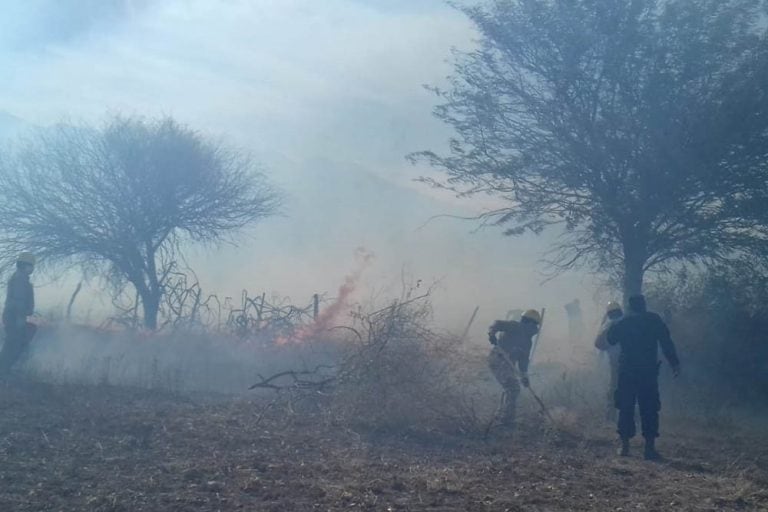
[488,346,521,424]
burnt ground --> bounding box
[0,379,766,512]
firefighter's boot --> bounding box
[618,437,630,457]
[643,437,660,461]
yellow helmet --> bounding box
[606,301,622,313]
[522,309,541,324]
[17,252,36,266]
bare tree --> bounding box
[412,0,768,299]
[0,115,281,328]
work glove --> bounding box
[521,374,530,388]
[488,332,497,345]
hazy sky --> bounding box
[0,0,603,340]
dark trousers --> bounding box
[615,368,660,439]
[0,321,36,374]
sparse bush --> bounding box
[646,259,768,405]
[329,296,491,434]
[246,293,499,435]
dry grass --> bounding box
[0,378,766,511]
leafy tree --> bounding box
[412,0,768,299]
[0,115,281,328]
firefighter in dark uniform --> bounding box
[0,252,37,374]
[608,295,680,460]
[488,309,541,426]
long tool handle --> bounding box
[528,386,556,425]
[460,306,480,342]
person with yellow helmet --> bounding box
[487,309,541,426]
[595,301,623,421]
[0,252,37,374]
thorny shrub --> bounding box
[247,293,500,436]
[328,295,493,434]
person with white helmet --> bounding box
[0,252,37,374]
[595,301,624,420]
[488,309,541,427]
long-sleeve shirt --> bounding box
[607,311,680,373]
[489,320,534,374]
[3,270,34,325]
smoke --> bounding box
[276,247,375,345]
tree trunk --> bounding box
[622,255,645,305]
[142,294,160,330]
[131,277,161,330]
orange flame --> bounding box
[276,247,374,345]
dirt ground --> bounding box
[0,378,766,512]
